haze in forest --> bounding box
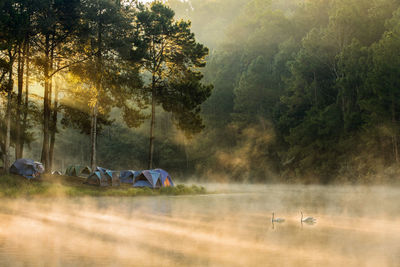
[1,2,400,266]
[2,0,400,184]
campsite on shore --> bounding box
[1,158,205,198]
[0,173,205,198]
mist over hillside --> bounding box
[169,0,400,183]
[2,0,400,184]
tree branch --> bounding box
[49,56,90,78]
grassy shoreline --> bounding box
[0,174,206,198]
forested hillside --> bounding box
[171,0,400,183]
[2,0,400,183]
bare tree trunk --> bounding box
[15,43,25,159]
[184,138,189,171]
[91,14,102,171]
[41,35,51,171]
[394,135,399,163]
[4,92,12,173]
[392,95,399,163]
[90,103,98,171]
[148,79,156,170]
[49,79,59,170]
[3,59,13,173]
[313,72,317,106]
[392,135,398,163]
[21,42,30,157]
[341,94,345,122]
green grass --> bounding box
[0,174,206,198]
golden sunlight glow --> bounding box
[0,185,399,267]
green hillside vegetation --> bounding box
[0,174,206,198]
[2,0,400,184]
[171,0,400,183]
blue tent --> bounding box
[10,159,44,179]
[95,166,108,173]
[134,179,153,187]
[154,169,174,187]
[133,169,174,188]
[86,167,120,187]
[119,170,141,184]
[133,170,162,188]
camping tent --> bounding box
[86,167,120,187]
[119,170,141,184]
[133,169,174,188]
[52,170,62,175]
[86,171,108,186]
[154,169,174,187]
[10,159,44,179]
[133,170,161,188]
[65,165,92,177]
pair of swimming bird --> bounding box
[271,212,316,224]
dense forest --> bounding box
[171,0,400,183]
[2,0,400,183]
[0,0,211,175]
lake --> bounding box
[0,184,399,266]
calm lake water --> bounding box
[0,184,399,266]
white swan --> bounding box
[301,211,316,224]
[272,212,285,223]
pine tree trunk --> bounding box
[3,59,13,173]
[392,135,399,163]
[41,35,50,171]
[184,138,189,171]
[148,79,156,170]
[90,104,98,171]
[392,95,399,163]
[91,15,102,171]
[313,72,317,106]
[21,42,30,157]
[49,80,59,170]
[4,92,12,173]
[15,43,25,159]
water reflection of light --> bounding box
[0,185,399,266]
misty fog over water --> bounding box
[0,184,399,266]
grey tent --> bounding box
[65,165,92,177]
[86,171,109,186]
[86,167,120,187]
[10,159,44,179]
